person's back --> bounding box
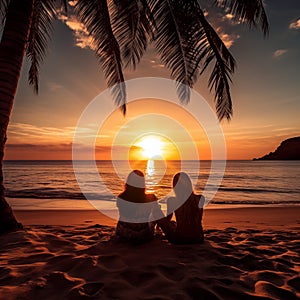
[173,194,204,243]
[116,170,157,244]
[117,192,157,222]
[158,172,204,244]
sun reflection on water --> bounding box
[145,158,167,193]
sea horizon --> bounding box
[4,160,300,210]
[4,159,251,161]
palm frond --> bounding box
[0,0,10,25]
[59,0,68,12]
[76,0,126,114]
[215,0,269,35]
[26,0,56,93]
[110,0,154,69]
[149,0,203,103]
[193,3,235,120]
[149,0,235,119]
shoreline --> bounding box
[13,205,300,230]
[7,197,300,210]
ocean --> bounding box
[3,160,300,210]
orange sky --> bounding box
[93,99,209,161]
[5,96,298,161]
[4,1,300,160]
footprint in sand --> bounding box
[288,276,300,293]
[78,282,105,297]
[119,269,158,286]
[251,270,285,286]
[255,280,299,300]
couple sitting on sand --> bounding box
[116,170,204,244]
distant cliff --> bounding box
[253,136,300,160]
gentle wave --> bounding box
[5,188,300,206]
[217,187,295,194]
[155,185,171,189]
[5,189,116,201]
[211,200,300,205]
[3,160,300,206]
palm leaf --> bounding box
[59,0,68,12]
[111,0,154,69]
[149,0,235,119]
[26,0,56,93]
[76,0,126,114]
[149,0,204,103]
[215,0,269,35]
[0,0,10,25]
[192,2,236,120]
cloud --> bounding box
[6,143,72,151]
[149,59,165,69]
[4,142,138,160]
[58,6,239,53]
[224,13,234,20]
[216,27,240,48]
[57,13,95,50]
[47,81,64,92]
[220,32,239,48]
[65,18,87,32]
[273,49,288,59]
[6,122,138,157]
[201,6,241,49]
[68,0,77,6]
[289,19,300,30]
[4,143,74,160]
[222,13,242,26]
[7,123,76,144]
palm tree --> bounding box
[0,0,66,233]
[0,0,268,234]
[76,0,268,118]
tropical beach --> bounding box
[0,206,299,299]
[1,159,300,299]
[2,159,300,300]
[1,0,300,299]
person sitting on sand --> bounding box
[116,170,160,244]
[157,172,205,243]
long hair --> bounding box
[121,170,146,203]
[173,172,193,200]
[172,172,199,225]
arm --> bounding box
[148,200,176,239]
[194,194,204,221]
[156,217,176,239]
[199,195,205,208]
[166,196,177,220]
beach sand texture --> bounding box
[0,207,299,300]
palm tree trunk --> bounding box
[0,0,34,234]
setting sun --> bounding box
[136,135,163,159]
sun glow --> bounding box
[136,135,164,159]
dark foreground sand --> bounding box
[0,206,299,299]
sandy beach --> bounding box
[0,206,299,300]
[1,0,299,298]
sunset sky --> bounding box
[5,0,300,160]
